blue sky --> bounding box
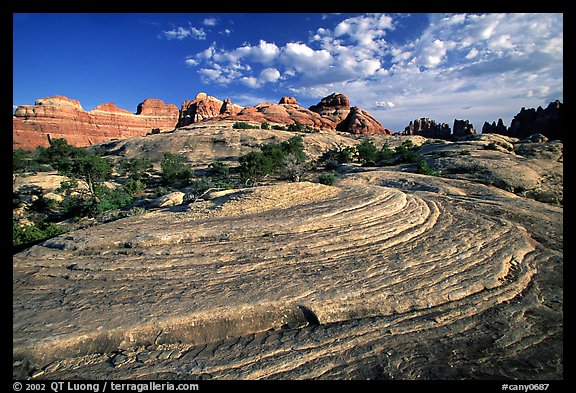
[13,13,563,132]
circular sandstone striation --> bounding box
[14,179,541,374]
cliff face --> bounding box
[13,96,179,150]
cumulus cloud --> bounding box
[183,13,562,132]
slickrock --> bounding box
[13,169,562,379]
[13,96,179,150]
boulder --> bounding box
[150,191,186,208]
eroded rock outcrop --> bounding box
[224,103,337,130]
[13,96,179,150]
[509,100,562,140]
[453,119,477,137]
[278,96,299,105]
[402,118,451,138]
[178,93,243,127]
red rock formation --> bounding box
[216,92,389,134]
[278,96,299,105]
[308,92,351,125]
[13,96,179,150]
[225,103,337,130]
[309,93,389,134]
[338,107,391,135]
[178,93,242,127]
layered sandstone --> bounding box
[224,102,337,130]
[220,93,390,134]
[177,93,243,127]
[13,96,179,150]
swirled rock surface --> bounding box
[13,167,562,379]
[13,96,179,150]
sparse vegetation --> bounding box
[239,135,307,185]
[233,121,259,129]
[318,172,337,186]
[416,159,440,176]
[160,152,194,185]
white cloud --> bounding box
[240,76,260,88]
[203,17,217,26]
[160,25,206,40]
[259,67,281,83]
[183,12,562,133]
[280,43,333,72]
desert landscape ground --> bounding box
[13,116,562,380]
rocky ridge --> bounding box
[13,96,179,150]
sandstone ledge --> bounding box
[13,174,562,379]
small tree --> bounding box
[356,139,379,164]
[160,152,193,185]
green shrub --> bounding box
[318,172,337,186]
[485,142,499,150]
[160,152,193,185]
[356,139,379,164]
[319,145,356,167]
[233,121,259,129]
[261,122,271,130]
[238,135,307,184]
[206,161,230,179]
[13,221,68,248]
[118,157,153,181]
[272,125,287,131]
[239,151,275,181]
[416,159,440,176]
[395,140,421,163]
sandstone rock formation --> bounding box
[223,103,337,130]
[308,92,351,124]
[482,118,508,135]
[307,93,389,134]
[13,173,562,379]
[13,96,179,150]
[508,100,562,140]
[403,118,451,138]
[452,119,477,137]
[338,106,392,135]
[278,96,299,105]
[178,93,241,127]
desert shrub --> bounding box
[124,178,146,196]
[318,145,356,168]
[160,152,193,185]
[280,135,307,163]
[356,139,379,164]
[233,121,259,129]
[261,122,271,130]
[118,157,153,181]
[239,135,307,183]
[485,142,499,150]
[377,144,395,163]
[318,172,337,186]
[206,161,230,179]
[92,184,134,215]
[459,150,471,156]
[286,122,319,133]
[13,149,53,173]
[239,151,275,181]
[13,221,68,248]
[281,153,306,182]
[395,140,421,163]
[272,125,287,131]
[416,159,440,176]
